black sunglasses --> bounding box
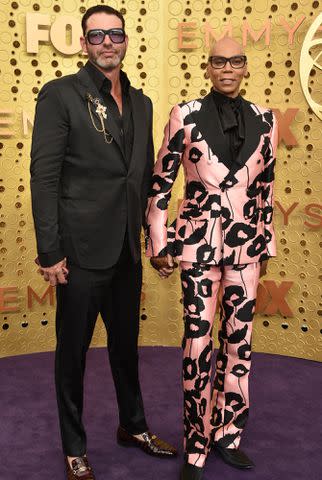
[208,55,247,69]
[86,28,126,45]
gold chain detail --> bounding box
[87,99,113,144]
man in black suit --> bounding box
[30,5,176,479]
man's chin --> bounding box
[94,59,120,72]
[215,86,240,97]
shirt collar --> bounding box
[211,88,242,108]
[84,60,131,95]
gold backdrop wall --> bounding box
[0,0,321,360]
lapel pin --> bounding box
[86,92,113,144]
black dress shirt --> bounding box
[85,61,134,166]
[212,89,245,169]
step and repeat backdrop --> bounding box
[0,0,321,360]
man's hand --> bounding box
[35,257,69,286]
[260,259,268,278]
[150,254,177,279]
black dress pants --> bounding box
[55,236,148,456]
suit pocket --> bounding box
[182,217,209,245]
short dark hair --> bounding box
[81,5,125,35]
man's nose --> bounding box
[102,34,113,47]
[223,63,233,73]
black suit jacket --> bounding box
[30,67,154,269]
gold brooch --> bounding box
[86,93,113,144]
[95,103,107,119]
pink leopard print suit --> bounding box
[145,92,277,467]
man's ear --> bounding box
[80,36,87,54]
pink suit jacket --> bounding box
[145,92,278,265]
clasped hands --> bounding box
[35,257,69,286]
[150,254,178,279]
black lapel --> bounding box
[191,92,232,169]
[235,98,267,168]
[128,87,147,172]
[76,67,124,156]
[220,98,272,189]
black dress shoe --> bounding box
[117,426,177,458]
[180,462,204,480]
[214,444,255,469]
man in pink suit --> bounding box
[145,38,278,480]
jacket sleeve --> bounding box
[261,111,278,258]
[141,96,155,230]
[145,104,185,257]
[30,81,69,267]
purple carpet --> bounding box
[0,347,320,479]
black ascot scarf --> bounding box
[212,89,245,168]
